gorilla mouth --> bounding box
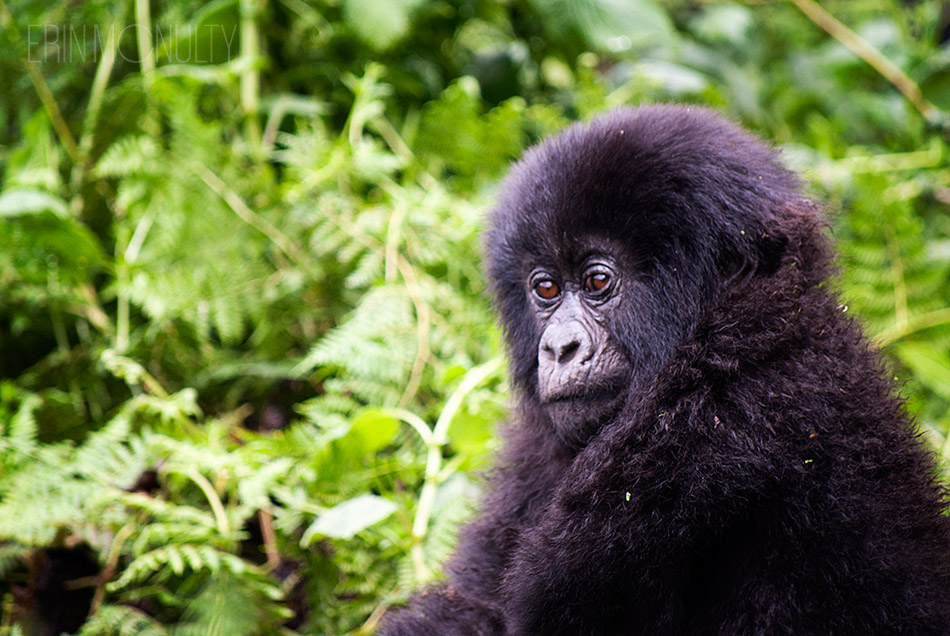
[540,379,628,439]
[542,388,627,448]
[539,374,628,406]
[542,386,622,405]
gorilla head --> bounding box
[487,105,803,446]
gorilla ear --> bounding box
[754,232,788,276]
[717,251,749,283]
[717,231,788,284]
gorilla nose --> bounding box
[542,338,580,363]
[540,322,592,364]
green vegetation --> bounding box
[1,0,949,633]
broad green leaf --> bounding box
[0,189,67,217]
[348,408,399,455]
[530,0,676,54]
[301,494,397,543]
[634,61,710,96]
[342,0,423,51]
[687,3,754,46]
[154,0,240,66]
[894,343,950,402]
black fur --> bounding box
[380,105,950,635]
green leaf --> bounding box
[348,408,399,455]
[0,189,67,217]
[342,0,422,51]
[633,61,710,96]
[688,3,754,47]
[154,0,240,66]
[894,343,950,402]
[0,213,105,288]
[302,494,398,543]
[530,0,676,54]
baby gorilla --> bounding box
[380,105,950,635]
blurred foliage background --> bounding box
[1,0,950,634]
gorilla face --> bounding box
[523,235,704,447]
[489,106,804,448]
[529,250,633,446]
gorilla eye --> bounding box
[584,272,610,294]
[534,280,560,300]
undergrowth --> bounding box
[2,0,950,634]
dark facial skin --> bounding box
[530,252,633,447]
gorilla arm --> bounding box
[501,373,795,636]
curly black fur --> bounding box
[380,105,950,635]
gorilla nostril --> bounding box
[557,340,581,363]
[539,321,590,365]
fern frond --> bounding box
[95,136,161,178]
[839,174,949,336]
[116,492,217,530]
[76,604,168,636]
[297,286,416,406]
[108,544,256,590]
[73,417,149,490]
[0,393,39,463]
[0,464,90,545]
[172,573,290,636]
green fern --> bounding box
[109,544,264,590]
[172,573,289,636]
[76,605,168,636]
[297,286,416,406]
[838,172,949,337]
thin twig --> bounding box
[0,0,81,162]
[790,0,940,124]
[188,158,311,271]
[240,0,263,154]
[258,509,281,569]
[397,254,431,409]
[89,523,135,616]
[876,308,950,346]
[185,469,230,535]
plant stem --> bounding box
[89,523,134,616]
[877,308,950,346]
[241,0,263,154]
[69,18,120,216]
[0,0,80,162]
[790,0,940,124]
[188,157,310,270]
[135,0,155,91]
[409,357,503,580]
[385,201,408,283]
[884,223,908,330]
[397,255,431,409]
[388,408,433,446]
[186,469,230,536]
[115,271,130,354]
[258,509,280,568]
